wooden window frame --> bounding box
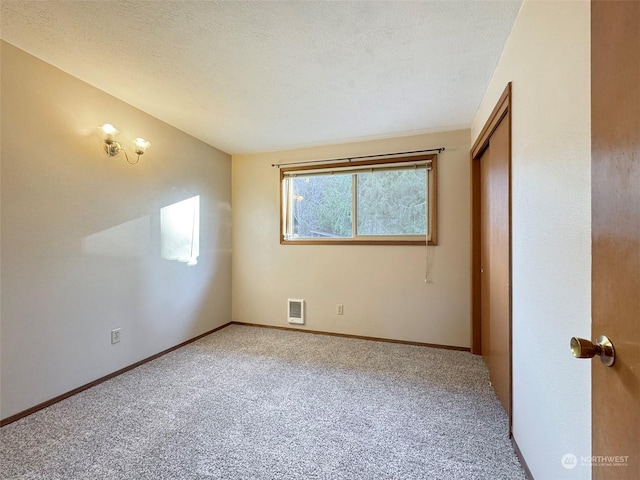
[279,154,438,246]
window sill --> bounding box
[280,238,435,246]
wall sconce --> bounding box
[99,124,151,165]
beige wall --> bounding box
[232,129,471,347]
[0,42,232,420]
[472,1,591,479]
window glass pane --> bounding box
[356,169,427,235]
[290,174,352,238]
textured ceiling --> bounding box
[1,1,522,154]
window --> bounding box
[280,154,437,245]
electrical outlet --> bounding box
[337,304,344,315]
[111,328,121,344]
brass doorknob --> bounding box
[570,335,615,367]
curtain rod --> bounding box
[271,147,445,168]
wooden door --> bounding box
[591,2,640,479]
[472,84,512,419]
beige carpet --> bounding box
[0,324,525,479]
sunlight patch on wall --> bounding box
[82,216,150,257]
[161,195,200,266]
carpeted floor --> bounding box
[0,324,525,479]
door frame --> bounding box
[470,82,513,427]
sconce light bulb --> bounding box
[134,138,151,155]
[100,123,119,142]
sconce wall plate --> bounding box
[103,140,122,157]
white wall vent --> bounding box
[287,299,305,324]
